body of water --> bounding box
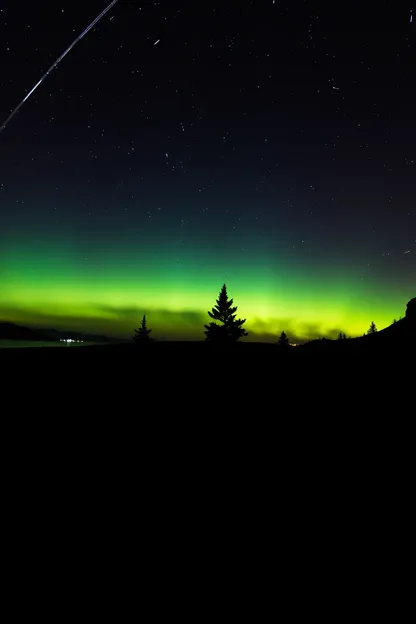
[0,340,102,349]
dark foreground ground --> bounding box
[2,316,413,426]
[2,319,413,604]
[1,331,412,567]
[2,331,413,390]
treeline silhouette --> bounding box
[132,283,401,346]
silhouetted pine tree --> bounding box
[277,331,289,347]
[133,315,152,343]
[337,332,347,340]
[204,284,248,343]
[367,321,377,334]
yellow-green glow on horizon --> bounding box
[1,0,415,347]
[1,243,410,341]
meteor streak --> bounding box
[0,0,119,135]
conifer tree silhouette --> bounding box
[277,331,289,347]
[337,332,347,340]
[367,321,377,334]
[133,315,152,343]
[204,284,248,342]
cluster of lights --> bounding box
[59,338,84,343]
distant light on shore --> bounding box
[59,339,84,343]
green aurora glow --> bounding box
[1,1,414,344]
[1,234,411,342]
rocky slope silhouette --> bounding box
[406,297,416,320]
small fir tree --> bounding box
[133,315,152,343]
[277,331,290,347]
[367,321,377,335]
[204,284,248,343]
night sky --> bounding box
[1,0,415,342]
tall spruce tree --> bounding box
[133,315,152,343]
[204,284,248,342]
[367,321,377,335]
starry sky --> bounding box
[0,0,415,342]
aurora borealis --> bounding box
[1,1,414,343]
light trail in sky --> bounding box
[0,0,119,135]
